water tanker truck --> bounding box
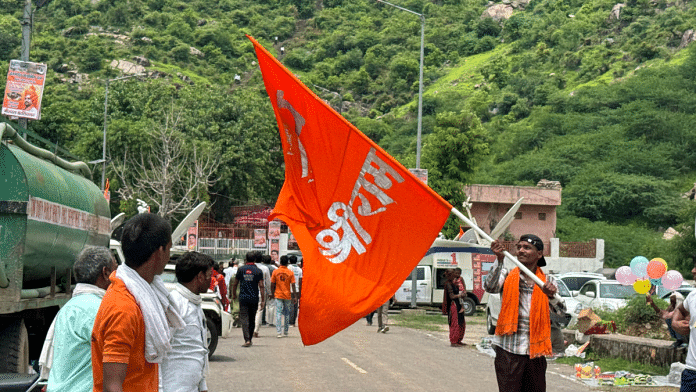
[0,122,110,373]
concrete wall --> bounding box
[563,330,686,368]
[499,238,604,275]
[545,238,605,275]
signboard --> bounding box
[270,239,279,263]
[435,252,459,268]
[2,60,47,120]
[287,228,299,250]
[472,253,496,300]
[187,220,198,251]
[268,220,281,239]
[254,229,267,248]
[409,168,428,185]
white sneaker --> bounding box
[277,334,282,338]
[382,326,389,333]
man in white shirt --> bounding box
[223,260,236,293]
[287,255,303,327]
[253,257,272,337]
[160,252,214,392]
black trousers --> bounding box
[239,301,259,343]
[289,300,298,325]
[494,346,547,392]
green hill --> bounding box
[2,0,696,269]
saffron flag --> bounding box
[454,226,464,241]
[248,35,453,345]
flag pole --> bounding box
[450,207,561,304]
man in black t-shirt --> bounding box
[233,251,265,347]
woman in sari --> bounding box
[444,268,466,346]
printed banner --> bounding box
[249,35,452,345]
[254,229,267,248]
[2,60,47,120]
[409,168,428,185]
[268,220,281,239]
[270,239,280,263]
[187,221,198,251]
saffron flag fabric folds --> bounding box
[248,35,453,345]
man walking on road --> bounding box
[91,213,184,392]
[263,254,277,329]
[271,256,296,337]
[160,252,214,392]
[233,251,265,347]
[39,246,117,392]
[287,255,302,327]
[485,234,566,392]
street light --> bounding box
[377,0,426,309]
[376,0,425,169]
[102,74,144,191]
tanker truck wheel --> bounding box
[0,318,30,373]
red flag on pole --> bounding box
[454,226,464,241]
[103,178,110,201]
[248,35,452,345]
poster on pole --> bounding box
[287,228,299,250]
[2,60,47,120]
[270,239,279,263]
[268,220,281,240]
[409,168,428,185]
[254,229,267,248]
[187,220,199,251]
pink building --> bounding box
[463,180,562,245]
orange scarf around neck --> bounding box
[495,267,552,359]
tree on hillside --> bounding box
[421,110,490,237]
[111,106,219,220]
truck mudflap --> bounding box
[0,372,40,392]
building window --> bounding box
[514,212,522,220]
[538,213,546,221]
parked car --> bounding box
[485,279,577,335]
[575,279,636,311]
[161,264,233,358]
[657,284,696,301]
[555,272,607,295]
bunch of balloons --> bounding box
[615,256,684,294]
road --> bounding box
[204,314,591,391]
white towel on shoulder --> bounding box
[116,264,185,363]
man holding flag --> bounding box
[485,235,566,392]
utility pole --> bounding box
[18,0,32,134]
[376,0,426,309]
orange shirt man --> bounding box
[91,278,157,391]
[91,213,173,392]
[270,258,296,336]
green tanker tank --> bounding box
[0,122,110,373]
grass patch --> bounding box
[149,62,212,86]
[555,350,669,376]
[390,45,507,118]
[391,313,448,331]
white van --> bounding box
[392,239,497,315]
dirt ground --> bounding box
[397,311,680,392]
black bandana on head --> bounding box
[519,234,546,267]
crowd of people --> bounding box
[38,221,696,392]
[38,213,303,392]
